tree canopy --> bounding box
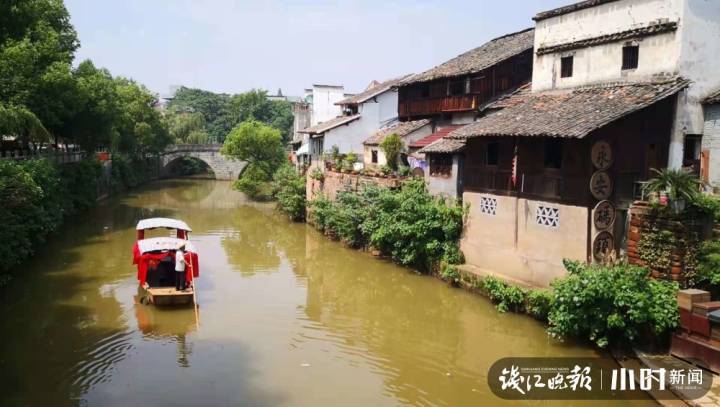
[0,0,171,154]
[166,87,293,143]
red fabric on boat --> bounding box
[135,250,199,285]
[132,242,141,265]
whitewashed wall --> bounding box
[532,0,720,169]
[704,104,720,189]
[323,89,401,156]
[311,85,345,126]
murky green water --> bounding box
[0,179,652,406]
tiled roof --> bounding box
[419,138,467,154]
[481,83,532,111]
[400,28,534,85]
[364,119,431,146]
[533,0,620,22]
[704,89,720,105]
[409,125,464,149]
[298,115,360,135]
[451,78,690,140]
[536,21,678,55]
[337,75,413,105]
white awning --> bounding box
[137,237,196,254]
[296,143,310,155]
[136,218,192,232]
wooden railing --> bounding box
[399,95,479,117]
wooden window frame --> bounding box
[622,44,639,70]
[429,154,453,177]
[560,56,574,78]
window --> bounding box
[485,142,499,166]
[683,134,702,174]
[429,154,453,177]
[622,45,639,70]
[371,150,378,164]
[544,139,563,169]
[536,205,560,228]
[560,56,573,78]
[480,197,498,216]
[449,80,466,96]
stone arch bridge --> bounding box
[161,144,247,180]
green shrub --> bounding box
[380,165,391,176]
[380,133,403,170]
[310,167,324,182]
[308,194,334,233]
[696,240,720,287]
[361,179,466,272]
[692,194,720,222]
[440,263,460,284]
[548,260,679,348]
[398,165,411,177]
[308,179,465,272]
[272,164,306,221]
[0,158,104,273]
[480,276,527,313]
[60,159,101,211]
[526,289,553,321]
[235,163,273,200]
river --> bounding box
[0,179,652,406]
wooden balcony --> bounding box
[399,95,479,118]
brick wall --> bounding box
[307,169,402,202]
[627,202,713,282]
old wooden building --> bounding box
[397,28,534,124]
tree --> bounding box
[380,133,403,170]
[222,120,286,198]
[165,111,207,143]
[166,87,294,143]
[0,103,51,146]
[64,60,119,151]
[113,77,171,154]
[0,0,78,111]
[222,120,285,177]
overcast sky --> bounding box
[65,0,570,97]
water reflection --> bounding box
[0,179,651,406]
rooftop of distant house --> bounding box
[337,75,413,106]
[533,0,620,22]
[297,114,361,135]
[364,119,431,146]
[449,77,690,142]
[400,28,535,86]
[705,88,720,105]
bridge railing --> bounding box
[165,143,223,153]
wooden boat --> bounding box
[132,218,200,306]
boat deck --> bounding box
[145,287,194,306]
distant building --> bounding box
[298,76,410,163]
[290,84,353,165]
[429,0,720,287]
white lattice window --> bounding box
[480,197,497,216]
[536,205,560,228]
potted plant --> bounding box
[643,168,702,215]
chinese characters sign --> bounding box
[488,358,712,400]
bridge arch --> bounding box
[160,144,247,180]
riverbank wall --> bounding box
[306,169,403,201]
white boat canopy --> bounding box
[136,218,192,232]
[137,237,196,254]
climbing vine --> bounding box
[637,225,676,272]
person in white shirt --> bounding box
[175,244,186,291]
